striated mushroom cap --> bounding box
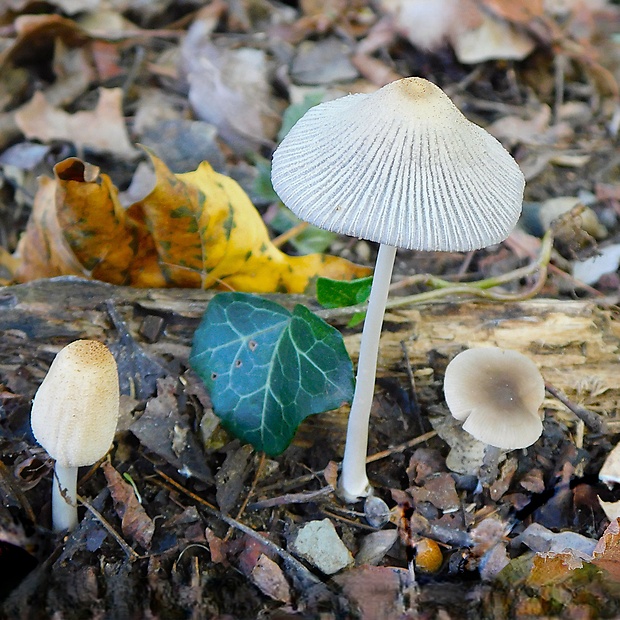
[31,340,120,467]
[443,347,545,449]
[271,77,524,252]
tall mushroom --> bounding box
[271,77,524,501]
[31,340,120,531]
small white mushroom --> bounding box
[272,77,524,501]
[443,347,545,449]
[31,340,120,532]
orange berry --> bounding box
[415,538,442,573]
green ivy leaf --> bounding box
[189,293,354,455]
[278,92,325,141]
[316,276,373,327]
[252,155,280,204]
[317,276,373,308]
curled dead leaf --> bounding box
[102,461,155,550]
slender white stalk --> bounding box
[52,464,78,532]
[339,243,397,502]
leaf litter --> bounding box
[2,0,620,618]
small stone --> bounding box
[364,496,390,528]
[355,530,398,566]
[289,519,353,575]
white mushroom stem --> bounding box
[52,464,78,532]
[340,243,397,502]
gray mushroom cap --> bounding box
[443,347,545,450]
[271,77,524,252]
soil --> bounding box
[2,2,620,619]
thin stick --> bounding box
[78,495,141,561]
[366,431,437,464]
[257,430,439,496]
[247,486,334,511]
[154,470,321,586]
[225,452,266,541]
[319,507,377,531]
[318,231,554,320]
[400,341,423,436]
[272,221,310,248]
[545,383,607,434]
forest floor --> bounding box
[2,1,620,618]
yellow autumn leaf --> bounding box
[135,152,370,292]
[8,152,370,292]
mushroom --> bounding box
[271,77,524,501]
[443,347,545,449]
[31,340,120,532]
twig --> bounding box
[548,263,604,297]
[257,430,439,496]
[154,470,322,586]
[319,507,377,531]
[225,452,265,541]
[247,485,334,511]
[365,431,437,464]
[545,382,608,434]
[400,340,423,436]
[272,222,310,248]
[78,495,141,561]
[318,231,554,320]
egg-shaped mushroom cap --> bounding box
[31,340,120,467]
[272,77,524,252]
[443,347,545,450]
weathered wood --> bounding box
[344,298,620,424]
[1,277,618,428]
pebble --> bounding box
[289,519,354,574]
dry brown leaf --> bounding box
[0,14,90,69]
[250,554,291,604]
[9,152,370,291]
[129,377,213,484]
[15,88,138,159]
[379,0,479,51]
[205,528,229,565]
[182,23,279,154]
[410,473,460,512]
[593,518,620,582]
[335,565,414,620]
[486,105,573,148]
[451,9,536,63]
[102,461,155,550]
[13,175,88,280]
[54,158,138,284]
[519,468,546,493]
[350,53,403,87]
[479,0,544,24]
[527,551,585,587]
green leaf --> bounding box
[270,205,337,254]
[317,276,373,327]
[278,92,325,141]
[317,276,373,309]
[252,155,280,204]
[189,293,354,455]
